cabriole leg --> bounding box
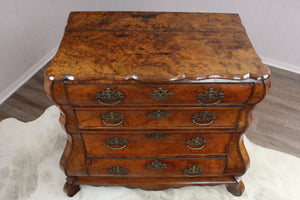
[63,176,80,197]
[226,177,245,196]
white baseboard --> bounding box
[261,56,300,74]
[0,47,58,105]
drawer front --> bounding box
[82,131,231,157]
[75,107,241,130]
[67,83,252,106]
[87,158,225,177]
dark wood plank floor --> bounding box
[0,66,53,121]
[0,66,299,157]
[246,67,300,158]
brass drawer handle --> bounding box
[192,111,216,126]
[146,160,167,170]
[106,136,128,150]
[197,88,224,105]
[95,88,124,106]
[108,165,129,176]
[146,110,171,119]
[183,166,204,177]
[147,87,174,100]
[100,111,125,126]
[186,137,207,150]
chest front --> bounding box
[45,11,270,197]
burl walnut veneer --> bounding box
[44,11,270,197]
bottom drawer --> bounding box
[87,158,225,177]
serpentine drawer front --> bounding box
[66,84,253,106]
[75,107,241,129]
[87,158,226,177]
[81,131,232,157]
[44,11,270,197]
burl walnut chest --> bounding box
[44,11,270,197]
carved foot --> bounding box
[63,177,80,197]
[226,177,245,196]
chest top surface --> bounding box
[46,11,270,82]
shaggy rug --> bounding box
[0,106,299,200]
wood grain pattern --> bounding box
[5,9,299,197]
[66,83,253,106]
[87,158,226,177]
[0,66,54,121]
[74,107,242,130]
[3,66,294,157]
[247,67,300,157]
[45,12,270,82]
[81,131,231,157]
[43,12,272,197]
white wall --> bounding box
[0,0,97,104]
[1,0,299,104]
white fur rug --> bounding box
[0,106,299,200]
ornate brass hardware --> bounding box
[192,111,216,126]
[95,88,124,106]
[186,137,207,150]
[147,87,174,100]
[106,136,128,150]
[146,110,171,119]
[108,165,129,176]
[183,166,204,177]
[146,160,167,170]
[146,132,169,139]
[197,88,224,105]
[100,111,125,126]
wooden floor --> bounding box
[0,66,299,158]
[0,66,53,121]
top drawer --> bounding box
[66,83,253,107]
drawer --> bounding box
[75,107,241,130]
[67,83,253,106]
[82,131,231,157]
[87,158,226,177]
